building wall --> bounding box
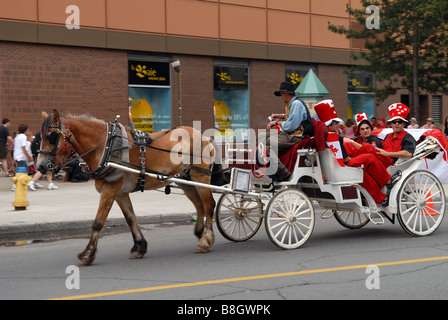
[0,41,128,135]
[0,0,361,51]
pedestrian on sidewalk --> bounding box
[0,118,14,177]
[11,124,33,191]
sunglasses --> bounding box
[390,120,405,124]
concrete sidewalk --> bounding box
[0,176,206,238]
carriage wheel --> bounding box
[333,210,370,229]
[265,189,315,249]
[333,193,370,229]
[397,170,446,236]
[215,193,264,242]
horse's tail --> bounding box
[205,136,231,186]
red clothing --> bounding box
[383,130,408,152]
[382,129,416,163]
[346,153,391,204]
[357,143,394,168]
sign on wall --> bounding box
[128,60,170,86]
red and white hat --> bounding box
[387,103,410,123]
[355,112,373,130]
[314,99,343,126]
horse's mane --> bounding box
[66,114,106,125]
[41,114,54,137]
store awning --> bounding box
[296,69,329,98]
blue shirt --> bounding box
[281,97,307,133]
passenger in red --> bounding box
[375,103,416,165]
[314,101,401,205]
[343,112,392,168]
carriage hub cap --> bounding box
[287,213,297,225]
[417,199,426,210]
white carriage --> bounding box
[215,135,446,250]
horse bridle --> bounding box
[38,119,74,172]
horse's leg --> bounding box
[178,184,206,240]
[179,180,216,253]
[194,186,216,253]
[77,186,115,266]
[115,193,148,259]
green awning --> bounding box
[296,69,329,98]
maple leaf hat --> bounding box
[387,103,410,123]
[314,99,343,126]
[355,112,373,133]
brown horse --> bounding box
[37,110,217,266]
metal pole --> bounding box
[178,70,182,126]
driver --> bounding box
[263,81,314,181]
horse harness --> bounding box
[43,117,213,193]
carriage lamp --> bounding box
[11,167,32,210]
[231,168,251,193]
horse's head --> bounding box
[36,109,73,174]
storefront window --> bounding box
[128,59,171,133]
[213,62,249,143]
[347,70,375,120]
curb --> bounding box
[0,213,195,237]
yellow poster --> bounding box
[131,99,153,133]
[213,100,233,137]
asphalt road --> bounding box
[1,211,448,302]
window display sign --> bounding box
[348,71,374,93]
[128,59,171,133]
[213,64,249,143]
[214,66,248,90]
[129,60,170,86]
[286,65,316,89]
[347,71,375,119]
[130,99,153,133]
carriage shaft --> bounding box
[105,162,260,197]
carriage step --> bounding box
[368,211,385,225]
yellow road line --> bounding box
[49,255,448,300]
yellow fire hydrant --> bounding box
[11,166,32,211]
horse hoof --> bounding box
[195,245,210,253]
[77,253,95,266]
[129,251,145,259]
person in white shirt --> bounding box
[13,123,33,166]
[11,124,33,191]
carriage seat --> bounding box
[318,149,363,185]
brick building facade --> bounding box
[0,0,446,139]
